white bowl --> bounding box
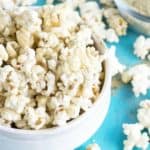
[0,59,111,150]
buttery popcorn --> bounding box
[0,4,105,130]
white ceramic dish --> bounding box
[0,59,111,150]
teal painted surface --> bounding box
[33,1,150,149]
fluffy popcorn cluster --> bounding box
[133,35,150,60]
[79,1,119,43]
[122,64,150,97]
[86,143,101,150]
[0,4,105,130]
[123,100,150,150]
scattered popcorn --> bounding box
[86,143,101,150]
[109,46,126,76]
[0,3,105,130]
[123,123,149,150]
[122,64,150,97]
[123,100,150,150]
[133,35,150,60]
[137,100,150,128]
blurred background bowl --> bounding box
[114,0,150,36]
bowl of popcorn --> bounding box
[0,3,111,150]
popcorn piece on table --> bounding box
[122,64,150,97]
[109,46,126,76]
[123,123,149,150]
[134,35,150,60]
[137,100,150,129]
[86,143,101,150]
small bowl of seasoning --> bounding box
[114,0,150,35]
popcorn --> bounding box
[60,0,86,8]
[0,8,12,33]
[122,64,150,97]
[137,100,150,128]
[123,123,149,150]
[52,108,69,126]
[25,107,50,130]
[47,94,71,110]
[0,3,105,130]
[0,44,9,62]
[38,32,59,48]
[5,95,30,114]
[133,35,150,60]
[42,71,55,96]
[18,48,36,75]
[109,46,126,76]
[48,59,57,71]
[86,143,101,150]
[0,0,37,9]
[80,1,121,43]
[123,100,150,150]
[6,41,18,58]
[14,8,42,32]
[105,28,119,43]
[0,108,20,122]
[66,104,80,119]
[80,2,105,40]
[103,8,128,36]
[16,28,34,48]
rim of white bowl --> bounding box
[0,59,111,135]
[114,0,150,22]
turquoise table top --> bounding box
[36,1,150,149]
